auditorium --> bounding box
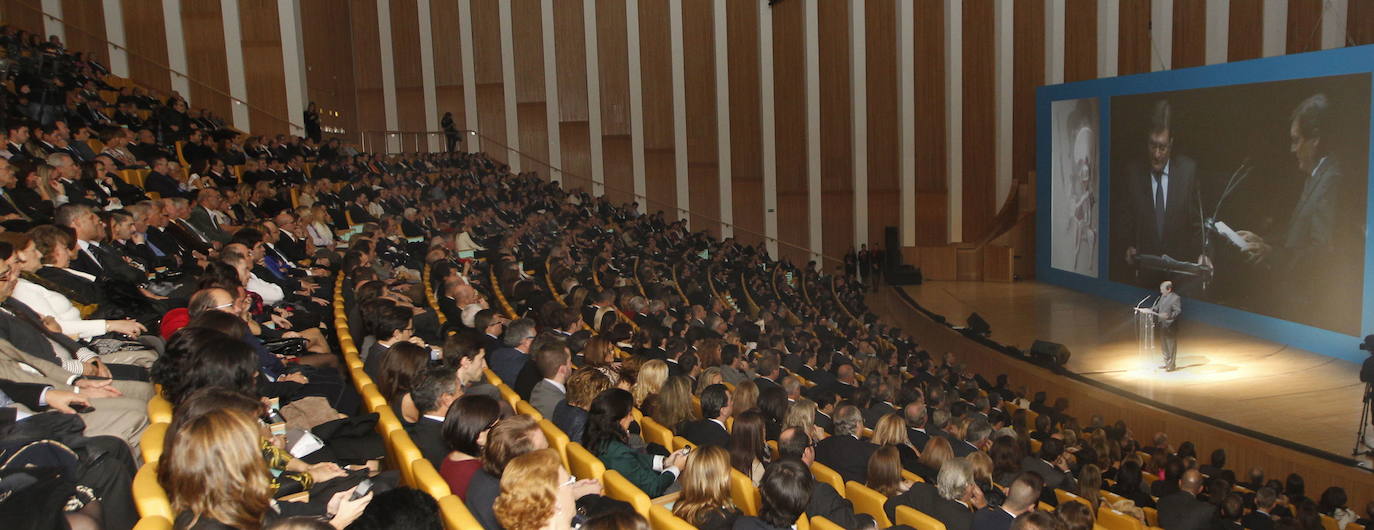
[0,1,1372,529]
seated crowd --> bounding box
[0,24,1371,530]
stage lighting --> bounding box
[967,312,991,336]
[1030,340,1071,369]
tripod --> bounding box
[1357,383,1374,458]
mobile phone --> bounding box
[69,403,95,413]
[350,478,374,500]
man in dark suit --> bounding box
[1241,487,1278,530]
[824,363,859,400]
[1112,99,1203,289]
[905,402,932,451]
[889,458,980,530]
[972,474,1042,530]
[187,188,231,244]
[404,368,460,468]
[1158,470,1216,530]
[273,211,310,263]
[862,382,897,428]
[778,427,860,528]
[753,351,782,391]
[812,390,836,434]
[1019,437,1077,506]
[143,157,190,199]
[487,318,536,385]
[813,405,876,483]
[58,204,147,285]
[1149,280,1182,371]
[677,384,732,449]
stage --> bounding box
[885,280,1368,461]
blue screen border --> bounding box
[1035,44,1374,364]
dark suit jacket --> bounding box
[1241,511,1275,530]
[809,480,859,528]
[929,497,976,530]
[732,517,792,530]
[972,506,1017,530]
[144,171,187,199]
[551,401,588,443]
[886,481,940,522]
[1157,491,1216,530]
[1114,155,1201,282]
[486,346,528,385]
[863,401,897,428]
[406,417,448,469]
[1020,456,1077,497]
[464,470,501,529]
[678,418,731,449]
[908,427,932,452]
[814,434,877,484]
[814,410,834,434]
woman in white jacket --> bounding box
[5,232,147,339]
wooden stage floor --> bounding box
[892,280,1367,459]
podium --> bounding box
[1135,308,1159,366]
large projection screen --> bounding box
[1036,45,1374,362]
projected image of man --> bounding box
[1118,100,1204,287]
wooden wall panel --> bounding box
[1013,0,1045,212]
[123,0,170,93]
[511,0,549,174]
[555,0,591,190]
[1118,0,1152,75]
[3,0,44,36]
[61,0,107,66]
[181,0,230,123]
[1228,0,1264,62]
[390,0,426,143]
[350,0,385,149]
[727,0,763,247]
[1172,0,1207,69]
[429,0,464,146]
[301,0,359,141]
[772,0,808,264]
[1350,0,1374,46]
[819,0,852,262]
[596,0,632,205]
[1286,0,1323,54]
[639,0,675,215]
[682,0,719,237]
[470,0,507,164]
[961,0,995,243]
[913,0,947,246]
[865,0,899,249]
[239,0,289,135]
[1064,0,1097,83]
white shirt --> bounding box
[1150,160,1170,212]
[542,378,566,394]
[247,272,285,305]
[11,279,107,339]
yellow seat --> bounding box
[147,396,173,424]
[375,406,404,436]
[388,430,424,486]
[515,400,543,421]
[902,469,924,483]
[438,494,482,530]
[537,419,570,469]
[361,384,388,413]
[497,384,520,408]
[796,515,810,530]
[603,470,651,519]
[811,462,846,499]
[140,423,169,464]
[730,468,761,515]
[641,417,674,450]
[132,516,173,530]
[631,407,643,424]
[1057,488,1091,507]
[1321,515,1340,530]
[896,505,948,530]
[133,464,173,519]
[846,481,892,528]
[1098,506,1146,530]
[1143,507,1159,527]
[650,504,696,530]
[1029,438,1043,455]
[484,367,502,385]
[567,442,606,481]
[350,366,373,388]
[411,459,452,500]
[812,515,846,530]
[673,436,695,452]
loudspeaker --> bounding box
[884,227,901,271]
[1030,340,1071,367]
[967,313,991,336]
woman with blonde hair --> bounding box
[672,445,740,529]
[1079,464,1104,511]
[782,398,825,441]
[866,445,913,497]
[653,375,698,429]
[967,451,1006,506]
[633,359,668,415]
[871,413,920,471]
[731,380,759,421]
[914,436,954,483]
[695,367,724,395]
[493,449,575,530]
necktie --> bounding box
[0,191,28,221]
[1153,175,1165,237]
[144,235,166,257]
[83,247,103,270]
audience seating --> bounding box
[567,442,606,482]
[649,504,696,530]
[811,462,847,499]
[811,515,846,530]
[845,481,893,528]
[1056,488,1092,507]
[537,419,571,468]
[139,423,168,464]
[640,417,674,450]
[729,468,761,516]
[896,505,948,530]
[132,464,173,520]
[603,470,652,519]
[1098,505,1147,530]
[411,459,453,500]
[131,516,172,530]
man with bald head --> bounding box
[1158,469,1216,530]
[973,473,1044,530]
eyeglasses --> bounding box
[210,302,236,310]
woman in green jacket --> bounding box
[582,388,688,497]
